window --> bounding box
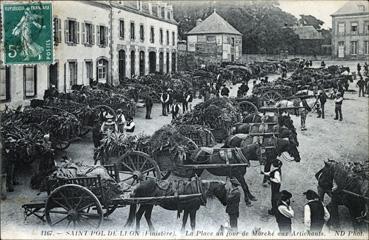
[351,22,358,34]
[161,7,165,18]
[65,19,79,44]
[364,21,369,34]
[69,61,77,86]
[53,17,62,45]
[150,26,155,43]
[358,5,365,12]
[350,41,358,55]
[24,66,37,98]
[167,11,171,20]
[82,23,94,45]
[97,25,108,47]
[140,24,144,41]
[338,23,345,34]
[207,35,216,42]
[119,20,125,39]
[231,37,235,47]
[365,41,369,55]
[172,31,175,46]
[97,62,107,80]
[130,22,135,40]
[85,61,93,80]
[166,30,169,45]
[0,66,10,101]
[160,28,163,44]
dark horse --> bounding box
[316,160,368,231]
[125,178,228,232]
[173,143,264,206]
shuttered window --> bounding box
[0,65,10,101]
[97,25,108,47]
[24,66,37,98]
[64,19,79,44]
[53,17,62,45]
[82,22,93,45]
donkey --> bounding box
[125,178,228,232]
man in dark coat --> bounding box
[160,91,169,116]
[303,189,330,233]
[334,92,343,121]
[357,76,365,97]
[145,95,153,119]
[262,159,282,215]
[226,178,241,231]
[317,90,327,119]
[275,190,294,234]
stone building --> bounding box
[186,10,242,65]
[331,1,369,60]
[0,1,178,109]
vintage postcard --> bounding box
[0,0,368,240]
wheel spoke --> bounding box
[49,210,68,215]
[58,191,73,209]
[78,202,95,212]
[139,159,148,171]
[142,167,155,174]
[128,156,137,170]
[53,198,70,210]
[51,215,69,226]
[75,192,87,210]
[120,175,135,182]
[121,161,135,172]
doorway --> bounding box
[159,52,164,74]
[166,52,169,73]
[139,51,145,76]
[130,50,135,77]
[49,62,58,89]
[149,51,156,73]
[119,50,126,81]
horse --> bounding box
[172,143,264,206]
[316,160,368,231]
[125,178,228,232]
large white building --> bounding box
[0,1,178,109]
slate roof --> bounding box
[186,11,242,35]
[293,26,323,40]
[331,1,369,16]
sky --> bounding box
[278,0,349,29]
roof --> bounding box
[331,1,369,16]
[293,26,323,40]
[186,10,242,36]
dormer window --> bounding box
[358,5,365,12]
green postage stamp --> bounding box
[2,2,53,64]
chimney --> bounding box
[196,18,202,26]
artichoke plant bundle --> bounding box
[175,124,216,147]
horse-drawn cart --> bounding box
[22,163,203,228]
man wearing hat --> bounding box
[262,159,282,215]
[275,190,294,234]
[334,92,343,121]
[317,90,327,119]
[100,113,118,134]
[226,178,241,230]
[115,109,126,132]
[303,189,330,233]
[160,90,169,116]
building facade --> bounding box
[331,1,369,60]
[186,10,242,65]
[0,1,178,109]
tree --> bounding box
[172,1,300,54]
[298,15,324,30]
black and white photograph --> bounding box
[0,0,368,239]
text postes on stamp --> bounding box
[2,2,53,65]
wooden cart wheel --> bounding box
[52,140,71,151]
[119,151,162,187]
[239,101,259,115]
[262,91,283,106]
[45,184,103,228]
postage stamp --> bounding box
[2,2,53,64]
